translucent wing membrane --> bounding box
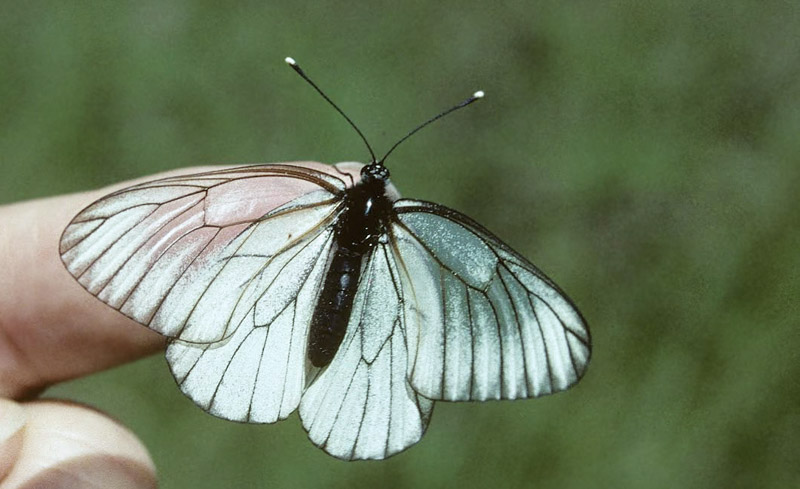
[299,245,433,460]
[392,200,591,402]
[166,225,336,423]
[60,165,345,343]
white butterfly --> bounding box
[59,59,590,460]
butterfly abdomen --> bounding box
[307,247,362,367]
[307,172,393,368]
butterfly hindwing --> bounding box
[167,223,336,423]
[299,244,433,460]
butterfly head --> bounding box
[360,162,390,183]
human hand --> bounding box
[0,162,360,488]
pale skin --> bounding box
[0,162,364,488]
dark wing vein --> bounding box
[96,199,208,297]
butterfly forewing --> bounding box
[59,165,345,344]
[391,199,591,402]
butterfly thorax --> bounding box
[334,167,393,252]
[307,164,393,368]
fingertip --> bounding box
[0,398,26,481]
[1,401,157,489]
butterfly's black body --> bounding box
[307,164,393,368]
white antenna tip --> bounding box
[285,57,297,66]
[473,90,485,99]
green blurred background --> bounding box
[2,1,798,487]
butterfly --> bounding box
[59,58,591,460]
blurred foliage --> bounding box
[2,1,799,488]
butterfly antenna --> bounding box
[285,57,378,164]
[379,90,484,165]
